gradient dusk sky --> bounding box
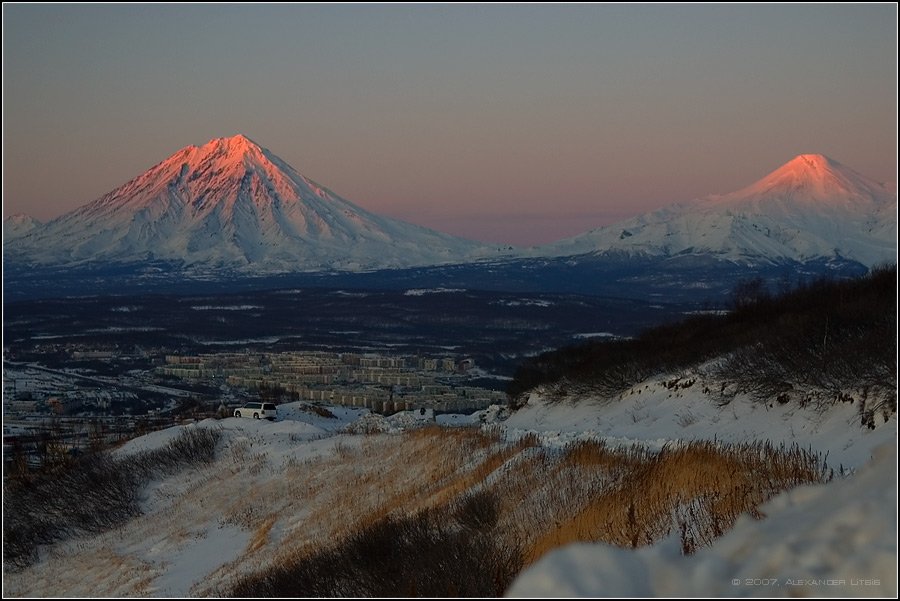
[3,4,896,246]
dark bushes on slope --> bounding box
[3,426,221,570]
[229,490,522,598]
[710,266,897,411]
[508,266,897,409]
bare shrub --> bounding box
[298,403,336,419]
[454,489,500,531]
[230,501,522,597]
[707,266,897,410]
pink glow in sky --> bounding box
[2,5,896,246]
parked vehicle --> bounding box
[234,402,277,420]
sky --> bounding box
[2,4,896,246]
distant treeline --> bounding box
[508,265,897,417]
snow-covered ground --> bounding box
[501,374,897,597]
[503,375,895,468]
[4,376,895,597]
[5,405,374,597]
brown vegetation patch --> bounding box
[230,432,828,596]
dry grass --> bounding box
[5,424,830,597]
[227,431,828,596]
[1,544,158,598]
[247,515,278,554]
[194,425,520,590]
[520,440,827,562]
[276,426,511,543]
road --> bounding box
[5,361,199,398]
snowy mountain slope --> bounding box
[3,213,42,240]
[4,135,498,271]
[6,147,894,284]
[533,154,897,267]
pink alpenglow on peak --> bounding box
[3,135,501,271]
[533,154,897,267]
[727,153,891,207]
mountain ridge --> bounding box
[5,144,896,272]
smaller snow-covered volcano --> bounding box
[3,214,42,240]
[4,135,493,271]
[536,154,897,267]
[713,153,894,215]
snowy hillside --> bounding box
[504,374,896,470]
[4,135,499,272]
[4,387,893,597]
[533,154,897,267]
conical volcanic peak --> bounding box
[533,154,896,267]
[783,153,839,171]
[725,153,892,208]
[78,134,291,219]
[766,154,844,189]
[4,136,495,271]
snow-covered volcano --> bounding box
[534,154,897,267]
[4,135,495,271]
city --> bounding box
[3,345,507,469]
[159,350,506,414]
